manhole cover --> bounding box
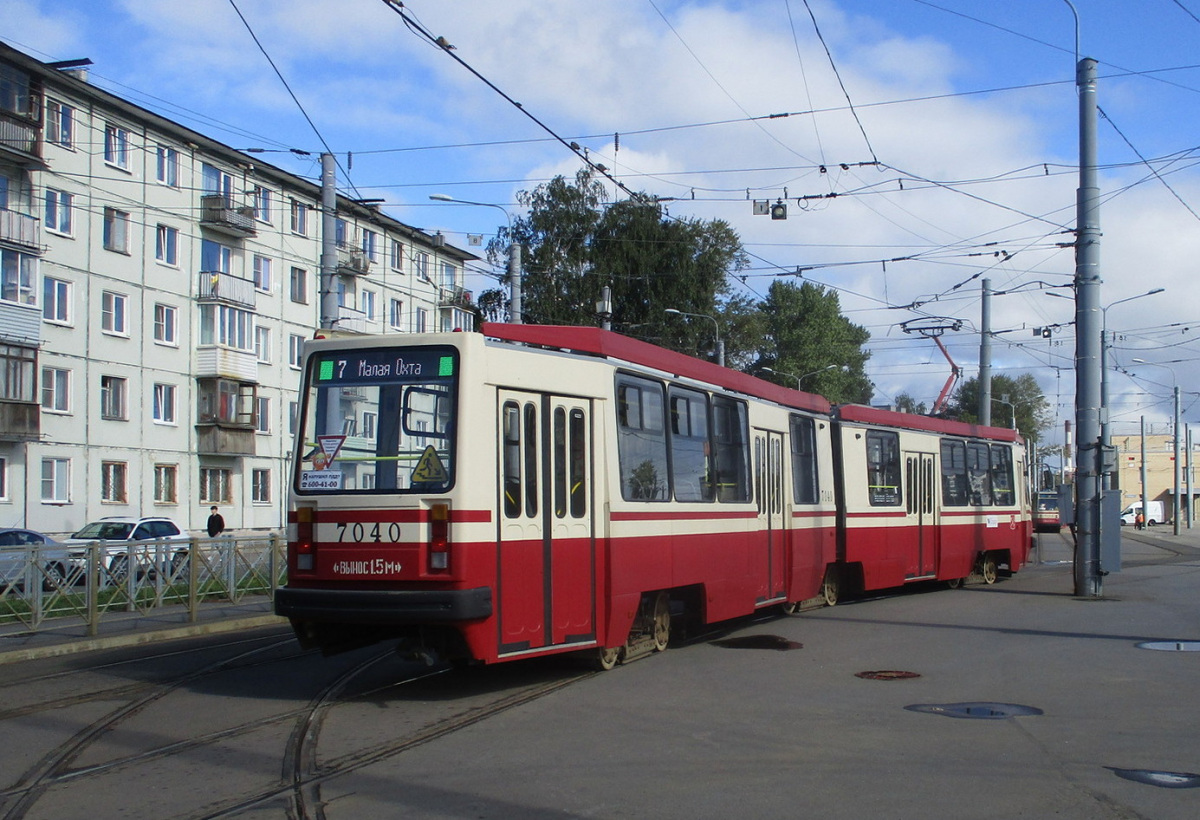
[905,702,1043,719]
[1108,767,1200,789]
[1136,641,1200,652]
[856,670,921,680]
[710,635,802,651]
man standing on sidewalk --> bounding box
[207,506,226,538]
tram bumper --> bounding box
[274,586,492,624]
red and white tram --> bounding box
[275,324,1031,667]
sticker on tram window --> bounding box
[301,470,343,491]
[411,445,449,484]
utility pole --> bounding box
[979,278,992,426]
[509,242,523,324]
[1073,56,1104,597]
[1174,385,1181,535]
[319,152,338,331]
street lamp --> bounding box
[992,395,1017,429]
[430,194,522,324]
[664,308,724,367]
[1132,358,1182,535]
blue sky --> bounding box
[7,0,1200,449]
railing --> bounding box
[0,534,285,635]
[0,111,40,158]
[200,194,257,237]
[0,208,40,250]
[198,270,256,308]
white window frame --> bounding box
[103,207,130,253]
[44,188,73,235]
[289,334,304,369]
[253,254,272,292]
[101,291,129,335]
[155,224,179,266]
[200,304,254,351]
[41,457,70,503]
[104,123,131,169]
[289,266,308,303]
[254,325,271,363]
[153,382,177,424]
[415,307,428,333]
[390,238,403,271]
[43,276,71,325]
[252,468,271,503]
[40,366,70,413]
[361,289,376,322]
[252,185,271,223]
[153,303,178,346]
[290,199,309,236]
[362,228,379,262]
[256,396,270,433]
[389,299,404,330]
[46,99,74,149]
[156,144,179,187]
[0,249,36,306]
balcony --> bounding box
[0,209,41,252]
[198,271,256,309]
[334,306,370,334]
[440,285,473,310]
[195,346,258,382]
[200,194,257,238]
[336,245,371,276]
[0,400,39,442]
[195,423,256,456]
[0,101,42,168]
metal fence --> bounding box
[0,534,285,635]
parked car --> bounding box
[64,517,190,579]
[0,528,72,591]
[1119,500,1166,527]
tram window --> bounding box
[966,442,992,505]
[554,407,567,518]
[523,403,538,517]
[790,414,819,505]
[940,440,968,506]
[669,387,713,502]
[712,396,750,503]
[866,430,901,506]
[991,444,1014,506]
[569,408,586,518]
[502,402,521,518]
[616,376,669,501]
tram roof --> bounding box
[835,404,1024,443]
[480,323,831,415]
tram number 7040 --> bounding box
[334,521,402,543]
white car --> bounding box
[65,517,190,579]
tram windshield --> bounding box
[294,345,457,494]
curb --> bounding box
[0,614,289,666]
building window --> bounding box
[43,276,71,324]
[252,185,271,222]
[288,401,298,435]
[101,461,128,503]
[290,199,309,235]
[197,378,256,425]
[252,255,272,291]
[0,344,36,402]
[361,289,376,321]
[154,303,177,345]
[100,375,128,420]
[155,224,179,266]
[200,238,232,274]
[199,304,253,350]
[201,163,234,204]
[44,189,73,235]
[289,334,304,368]
[415,307,428,333]
[289,266,307,303]
[154,464,178,504]
[389,298,404,330]
[441,261,458,288]
[415,251,429,280]
[104,123,130,169]
[362,228,379,262]
[390,238,403,270]
[362,411,377,441]
[156,144,179,187]
[46,100,74,148]
[252,468,271,503]
[0,456,6,500]
[153,383,176,424]
[103,207,130,253]
[200,467,232,504]
[256,396,270,433]
[254,326,271,363]
[101,291,128,335]
[1,248,37,305]
[40,367,70,412]
[41,458,70,503]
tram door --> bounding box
[497,390,595,655]
[753,430,788,602]
[903,451,938,578]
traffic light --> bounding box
[770,200,787,220]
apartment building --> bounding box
[0,44,476,537]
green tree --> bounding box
[751,280,873,404]
[947,373,1051,442]
[894,392,928,415]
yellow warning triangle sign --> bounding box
[412,445,449,483]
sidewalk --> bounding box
[2,524,1197,667]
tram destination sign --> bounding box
[313,347,456,385]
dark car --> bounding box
[0,528,72,591]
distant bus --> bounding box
[1034,490,1060,533]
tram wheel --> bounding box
[821,569,840,607]
[595,646,621,671]
[651,592,670,652]
[946,577,964,590]
[781,601,802,616]
[979,554,998,585]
